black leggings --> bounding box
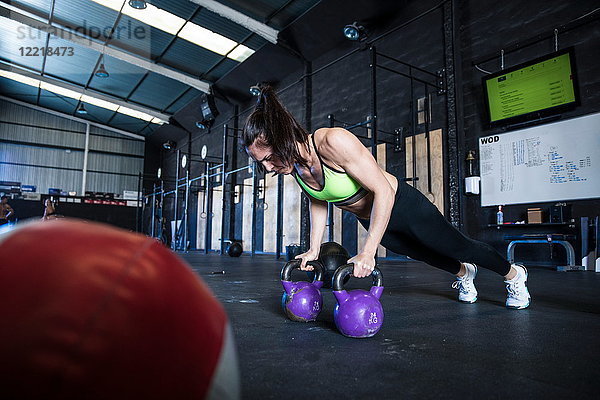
[359,182,511,276]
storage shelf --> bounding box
[487,222,574,228]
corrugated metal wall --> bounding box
[0,100,144,195]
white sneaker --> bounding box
[452,263,478,303]
[505,264,531,309]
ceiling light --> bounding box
[76,103,88,114]
[228,44,254,62]
[151,117,166,125]
[128,0,147,10]
[95,63,109,78]
[162,140,176,150]
[195,121,207,130]
[343,22,366,41]
[249,84,261,96]
[122,2,186,35]
[178,22,237,55]
[92,0,186,35]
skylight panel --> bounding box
[40,82,82,100]
[227,44,254,62]
[0,70,41,87]
[91,1,250,62]
[121,2,186,35]
[81,94,120,111]
[1,69,167,124]
[178,22,237,55]
[91,1,186,35]
[117,105,154,121]
[150,117,166,125]
[90,0,124,12]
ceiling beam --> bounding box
[188,0,279,44]
[0,2,211,93]
[0,61,172,122]
[0,95,145,140]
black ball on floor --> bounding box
[307,242,350,288]
[227,242,243,257]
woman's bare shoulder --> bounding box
[313,127,363,168]
[314,127,355,149]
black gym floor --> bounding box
[181,253,600,399]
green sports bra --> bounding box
[294,134,368,206]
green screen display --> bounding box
[485,52,576,122]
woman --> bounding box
[42,198,61,220]
[243,86,530,309]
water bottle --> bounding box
[496,206,504,225]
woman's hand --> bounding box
[294,248,320,271]
[348,252,376,278]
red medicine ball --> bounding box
[0,220,239,399]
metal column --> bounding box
[159,179,164,240]
[228,107,239,245]
[81,122,90,196]
[424,82,433,195]
[276,174,284,258]
[173,150,180,250]
[220,124,229,254]
[443,0,461,228]
[205,162,213,254]
[410,69,417,181]
[327,113,335,242]
[150,183,156,238]
[136,172,142,232]
[300,61,312,251]
[369,46,378,158]
[251,163,258,256]
[184,169,190,251]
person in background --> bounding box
[0,195,14,226]
[42,198,61,220]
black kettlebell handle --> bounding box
[332,264,383,291]
[281,260,324,282]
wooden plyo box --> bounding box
[527,208,543,224]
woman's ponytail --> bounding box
[243,84,310,168]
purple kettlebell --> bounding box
[333,264,384,338]
[281,260,324,322]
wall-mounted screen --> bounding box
[482,48,579,127]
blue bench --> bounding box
[504,234,584,271]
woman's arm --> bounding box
[296,197,328,271]
[319,128,396,278]
[309,197,328,251]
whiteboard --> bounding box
[479,112,600,207]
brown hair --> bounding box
[242,85,310,169]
